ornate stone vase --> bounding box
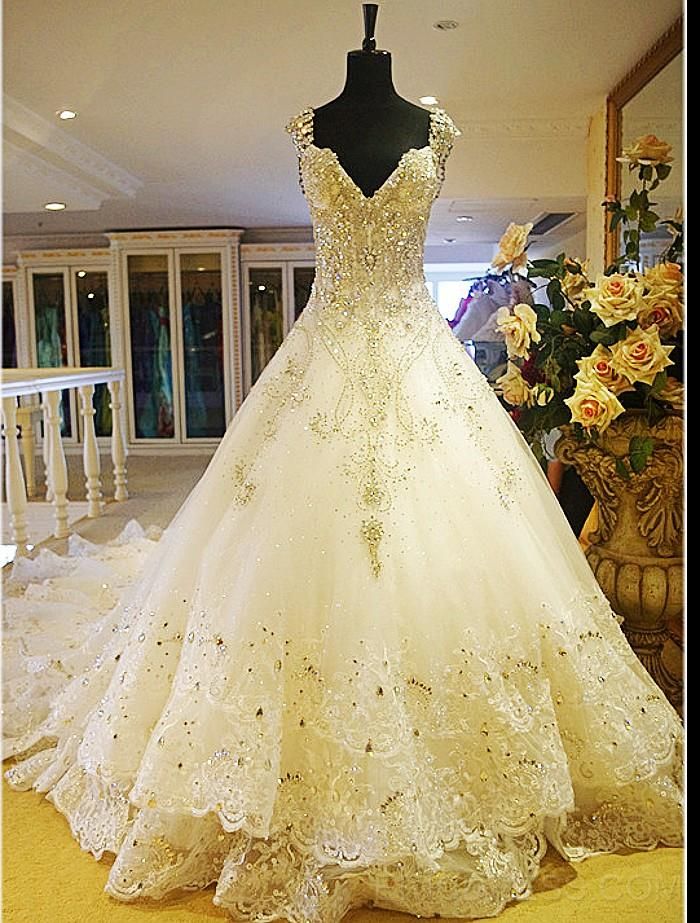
[555,412,683,709]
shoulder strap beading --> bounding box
[285,107,314,154]
[429,108,459,183]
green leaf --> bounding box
[550,309,570,329]
[639,211,661,232]
[616,458,631,480]
[590,328,618,345]
[572,308,594,336]
[629,435,654,473]
[641,164,654,181]
[649,370,669,396]
[609,210,626,232]
[656,163,672,180]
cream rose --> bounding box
[637,291,683,338]
[492,222,533,274]
[560,258,590,304]
[575,344,633,395]
[564,375,625,432]
[610,325,675,386]
[586,273,645,327]
[618,134,673,167]
[642,261,683,297]
[496,303,541,359]
[495,362,533,407]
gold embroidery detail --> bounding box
[361,517,385,577]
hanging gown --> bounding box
[2,106,682,922]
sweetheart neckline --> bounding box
[305,107,437,203]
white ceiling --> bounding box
[2,0,682,259]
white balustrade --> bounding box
[1,367,128,552]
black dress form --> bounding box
[313,50,431,199]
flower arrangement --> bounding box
[491,135,683,478]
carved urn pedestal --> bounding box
[556,413,683,710]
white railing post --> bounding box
[43,389,69,538]
[78,384,103,517]
[2,396,29,551]
[42,400,54,502]
[108,378,128,501]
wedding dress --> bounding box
[3,106,683,922]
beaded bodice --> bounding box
[286,107,458,305]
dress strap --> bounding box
[429,108,459,183]
[286,107,315,154]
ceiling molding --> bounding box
[3,95,143,198]
[3,138,106,209]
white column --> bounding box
[108,378,128,501]
[78,384,103,517]
[43,390,69,538]
[2,396,29,551]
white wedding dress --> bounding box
[3,107,683,922]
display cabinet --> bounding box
[2,267,20,368]
[108,229,244,446]
[240,243,315,393]
[14,249,114,442]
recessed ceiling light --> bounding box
[56,109,77,120]
[77,270,87,277]
[44,202,66,210]
[456,215,474,222]
[433,20,459,31]
[444,237,457,244]
[420,95,439,105]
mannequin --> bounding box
[312,3,431,198]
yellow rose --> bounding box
[575,344,633,395]
[610,325,675,386]
[618,134,673,167]
[586,273,645,327]
[495,361,533,406]
[496,303,541,359]
[659,377,684,411]
[642,262,683,297]
[637,291,683,338]
[492,222,533,274]
[564,375,625,432]
[560,259,590,304]
[533,384,555,406]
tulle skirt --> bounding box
[3,292,683,921]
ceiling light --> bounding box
[444,237,457,244]
[257,284,266,291]
[56,109,77,120]
[433,20,459,31]
[197,266,206,272]
[77,270,87,277]
[44,202,66,210]
[420,95,439,105]
[456,215,474,222]
[87,292,95,299]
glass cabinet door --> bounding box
[74,269,112,436]
[2,281,17,367]
[179,252,225,439]
[127,254,175,439]
[32,272,72,435]
[247,267,284,386]
[292,265,315,321]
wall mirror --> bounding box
[605,19,683,267]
